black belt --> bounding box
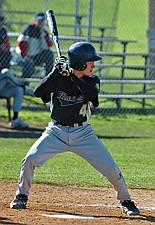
[53,120,87,127]
[69,121,84,127]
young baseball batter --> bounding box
[10,42,140,215]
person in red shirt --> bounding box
[0,11,11,71]
[16,12,54,78]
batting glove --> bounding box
[55,56,71,76]
[55,55,67,65]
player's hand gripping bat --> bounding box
[46,10,70,76]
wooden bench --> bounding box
[8,32,155,111]
[92,51,155,109]
[8,32,118,57]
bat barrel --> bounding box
[46,9,62,58]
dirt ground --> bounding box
[0,119,155,225]
[0,181,155,225]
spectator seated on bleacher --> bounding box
[16,12,54,78]
[0,68,34,128]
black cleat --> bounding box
[10,194,28,209]
[121,200,140,215]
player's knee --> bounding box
[1,68,10,75]
[22,153,36,168]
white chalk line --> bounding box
[66,203,155,211]
[42,203,155,219]
[42,214,94,219]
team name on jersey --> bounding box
[57,91,84,106]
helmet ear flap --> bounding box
[74,62,87,71]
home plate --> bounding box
[42,214,94,219]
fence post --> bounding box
[117,41,128,109]
[142,55,149,108]
[147,0,155,78]
[74,0,80,36]
[87,0,93,42]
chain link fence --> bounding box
[1,0,155,120]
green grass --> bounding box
[0,110,155,189]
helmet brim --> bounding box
[85,55,102,62]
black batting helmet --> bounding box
[68,42,102,71]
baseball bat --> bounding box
[46,10,70,76]
[46,9,61,58]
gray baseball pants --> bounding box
[16,121,131,203]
